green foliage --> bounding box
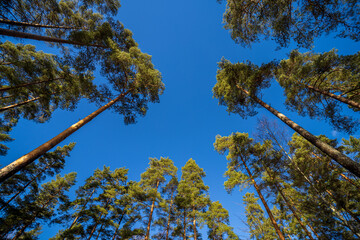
[220,0,360,48]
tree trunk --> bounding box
[111,214,124,240]
[87,222,99,240]
[0,18,83,30]
[265,168,314,240]
[238,86,360,178]
[0,162,52,211]
[145,180,160,240]
[67,188,97,231]
[11,220,33,240]
[95,223,105,240]
[0,28,104,48]
[0,91,129,183]
[0,78,61,93]
[239,155,286,240]
[165,190,175,240]
[305,84,360,110]
[192,206,197,240]
[0,97,40,112]
[183,210,187,240]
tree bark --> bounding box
[237,86,360,178]
[0,97,40,112]
[239,155,286,240]
[0,91,129,183]
[305,85,360,111]
[0,18,83,30]
[192,206,197,240]
[0,78,61,93]
[0,28,105,48]
[145,180,160,240]
[165,191,175,240]
[87,222,99,240]
[183,210,187,240]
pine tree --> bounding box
[175,159,210,240]
[218,0,360,48]
[0,172,77,239]
[205,201,238,240]
[214,133,286,240]
[138,157,177,240]
[213,59,360,177]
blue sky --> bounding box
[2,0,360,239]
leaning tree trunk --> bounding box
[0,97,40,112]
[305,84,360,110]
[0,91,129,183]
[0,28,104,48]
[237,86,360,178]
[239,155,286,240]
[264,168,315,240]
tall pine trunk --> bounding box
[145,180,160,240]
[0,91,129,183]
[165,190,175,240]
[0,28,104,47]
[305,84,360,110]
[192,206,197,240]
[238,86,360,178]
[0,97,40,112]
[239,155,286,240]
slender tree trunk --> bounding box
[165,191,175,240]
[111,214,124,240]
[265,168,314,240]
[239,155,286,240]
[0,28,105,48]
[88,222,99,240]
[0,97,40,112]
[95,223,105,240]
[192,206,197,240]
[305,85,360,110]
[67,188,97,231]
[11,219,33,240]
[0,95,14,100]
[0,18,83,30]
[0,78,61,93]
[145,180,160,240]
[183,209,187,240]
[0,91,129,183]
[237,86,360,178]
[0,162,52,211]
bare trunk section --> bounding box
[165,191,175,240]
[238,86,360,178]
[0,91,129,183]
[183,210,187,240]
[305,85,360,110]
[145,180,160,240]
[192,207,197,240]
[0,97,40,112]
[239,155,286,240]
[0,78,61,92]
[0,28,104,48]
[87,222,99,240]
[0,18,83,30]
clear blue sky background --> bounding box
[2,0,360,239]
